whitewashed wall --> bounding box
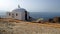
[6,12,12,18]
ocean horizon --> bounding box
[30,12,60,20]
[0,11,60,20]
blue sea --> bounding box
[30,12,60,20]
[0,11,60,20]
[0,12,6,16]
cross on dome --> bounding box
[18,5,20,8]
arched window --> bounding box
[16,13,18,16]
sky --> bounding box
[0,0,60,12]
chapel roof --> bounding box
[12,5,26,12]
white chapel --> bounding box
[6,5,30,21]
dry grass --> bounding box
[0,18,24,23]
[0,18,60,28]
[0,18,60,34]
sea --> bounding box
[0,11,60,20]
[29,12,60,20]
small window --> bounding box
[16,13,18,16]
[9,13,11,16]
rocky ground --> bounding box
[0,19,60,34]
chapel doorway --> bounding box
[25,11,27,20]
